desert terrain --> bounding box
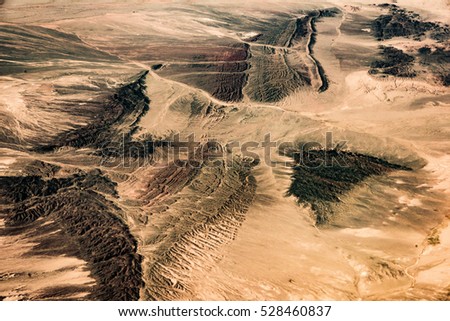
[0,0,449,300]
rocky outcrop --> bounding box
[372,5,450,42]
[35,70,150,153]
[135,153,257,300]
[369,46,416,78]
[0,169,143,300]
[286,147,410,224]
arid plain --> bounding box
[0,0,449,300]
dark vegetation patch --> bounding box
[369,46,416,77]
[372,4,450,42]
[285,147,410,224]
